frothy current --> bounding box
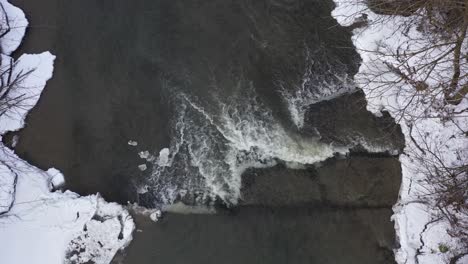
[139,66,353,206]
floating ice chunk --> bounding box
[11,135,19,148]
[138,150,154,162]
[149,210,162,222]
[127,140,138,146]
[47,168,65,188]
[157,148,170,167]
[138,151,150,159]
[137,164,147,171]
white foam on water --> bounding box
[162,202,216,215]
[280,47,356,128]
[144,78,350,206]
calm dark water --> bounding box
[114,157,400,264]
[118,207,395,264]
[10,0,403,263]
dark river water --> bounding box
[9,0,404,263]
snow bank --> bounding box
[0,1,134,263]
[0,0,27,55]
[0,52,55,134]
[332,1,468,263]
[0,147,134,264]
[0,161,16,214]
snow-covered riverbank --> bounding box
[0,1,134,263]
[332,1,468,263]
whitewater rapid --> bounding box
[137,63,354,207]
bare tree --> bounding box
[0,57,35,119]
[0,2,36,217]
[0,1,36,121]
[336,0,468,261]
[357,0,467,117]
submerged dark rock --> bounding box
[304,90,405,153]
[241,156,401,207]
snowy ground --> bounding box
[0,1,134,264]
[332,1,468,264]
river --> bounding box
[9,0,404,263]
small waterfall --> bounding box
[139,72,351,207]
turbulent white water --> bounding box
[280,47,356,128]
[139,70,352,207]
